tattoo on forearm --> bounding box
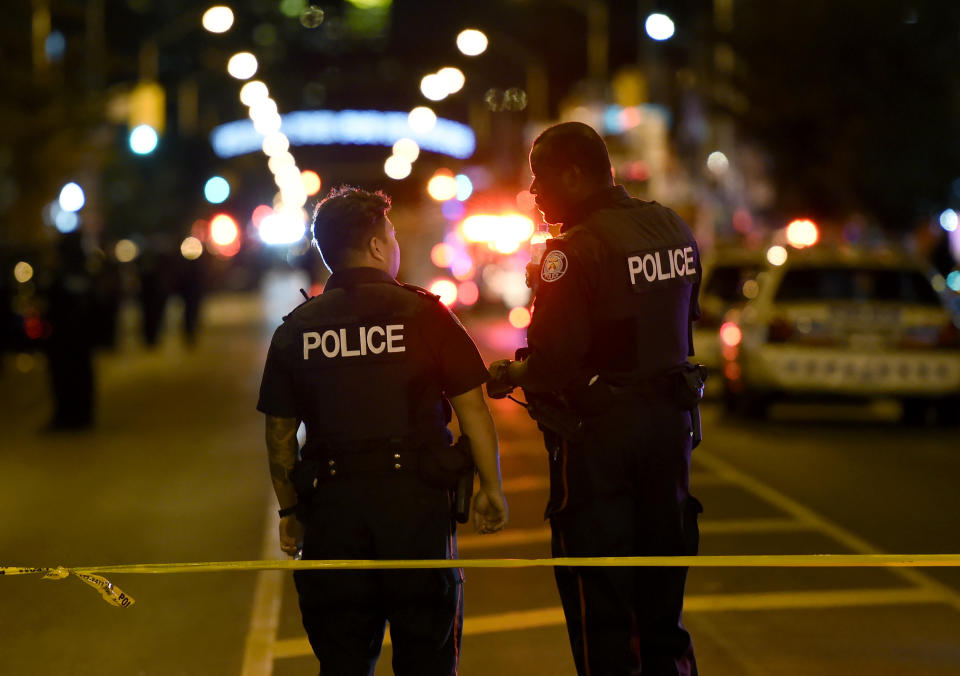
[269,460,290,482]
[265,417,299,485]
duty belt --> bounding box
[305,437,424,480]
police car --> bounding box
[692,250,766,375]
[718,247,960,422]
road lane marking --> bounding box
[458,518,812,550]
[241,503,283,676]
[694,448,960,612]
[271,586,944,659]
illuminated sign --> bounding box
[210,109,475,159]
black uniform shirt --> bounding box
[257,267,488,454]
[521,186,701,393]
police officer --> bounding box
[488,122,703,676]
[258,186,508,676]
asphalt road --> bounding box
[2,270,958,675]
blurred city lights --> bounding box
[54,210,79,233]
[204,176,230,204]
[461,213,536,254]
[939,209,958,232]
[457,280,479,306]
[427,170,458,201]
[947,270,960,292]
[202,6,235,33]
[15,353,35,373]
[407,106,437,134]
[13,261,34,284]
[239,80,269,107]
[785,218,819,248]
[450,256,474,280]
[742,279,760,299]
[115,239,139,263]
[392,138,420,163]
[420,73,448,101]
[645,13,675,41]
[430,242,455,268]
[45,31,66,62]
[301,170,322,196]
[706,151,729,175]
[227,52,258,80]
[300,5,325,27]
[455,174,473,201]
[262,132,291,156]
[441,200,466,221]
[180,236,204,260]
[515,190,536,212]
[456,28,488,56]
[268,152,296,175]
[931,274,947,293]
[210,213,240,246]
[719,321,742,347]
[429,279,458,306]
[279,0,307,17]
[437,67,465,94]
[58,182,85,212]
[766,245,788,266]
[384,155,412,180]
[251,204,273,227]
[508,306,532,329]
[259,208,306,245]
[129,124,159,154]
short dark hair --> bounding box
[311,185,392,271]
[531,121,612,182]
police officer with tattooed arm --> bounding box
[488,122,705,676]
[258,186,507,676]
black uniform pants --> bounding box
[546,400,700,676]
[293,472,462,676]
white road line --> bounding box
[271,586,944,660]
[241,503,283,676]
[694,448,960,612]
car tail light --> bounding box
[720,321,742,347]
[767,317,794,343]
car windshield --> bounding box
[774,266,941,305]
[704,264,763,302]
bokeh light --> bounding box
[180,236,204,260]
[766,245,788,266]
[427,170,458,201]
[239,80,269,107]
[429,279,458,306]
[202,6,234,33]
[54,210,79,233]
[204,176,230,204]
[392,138,420,163]
[408,106,437,134]
[227,52,258,80]
[457,280,479,306]
[645,13,675,40]
[720,321,742,347]
[508,306,531,329]
[456,29,488,56]
[384,155,412,180]
[58,182,85,212]
[262,132,290,156]
[437,67,465,94]
[785,219,819,248]
[115,239,139,263]
[430,242,454,268]
[939,209,958,232]
[706,151,729,175]
[301,170,322,196]
[420,73,448,101]
[251,204,273,227]
[13,261,34,284]
[455,174,473,201]
[515,190,536,212]
[946,270,960,292]
[210,213,240,246]
[129,124,159,154]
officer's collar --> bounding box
[324,266,400,291]
[560,185,631,232]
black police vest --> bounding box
[282,282,451,459]
[572,199,700,380]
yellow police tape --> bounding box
[4,555,960,607]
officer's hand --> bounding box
[279,515,304,556]
[486,359,514,399]
[472,486,508,534]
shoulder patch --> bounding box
[540,250,569,283]
[400,282,441,301]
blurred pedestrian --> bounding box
[172,253,205,347]
[257,186,507,676]
[487,122,705,676]
[136,236,172,347]
[42,232,97,430]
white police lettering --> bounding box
[302,324,405,359]
[627,247,696,285]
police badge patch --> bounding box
[540,250,568,282]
